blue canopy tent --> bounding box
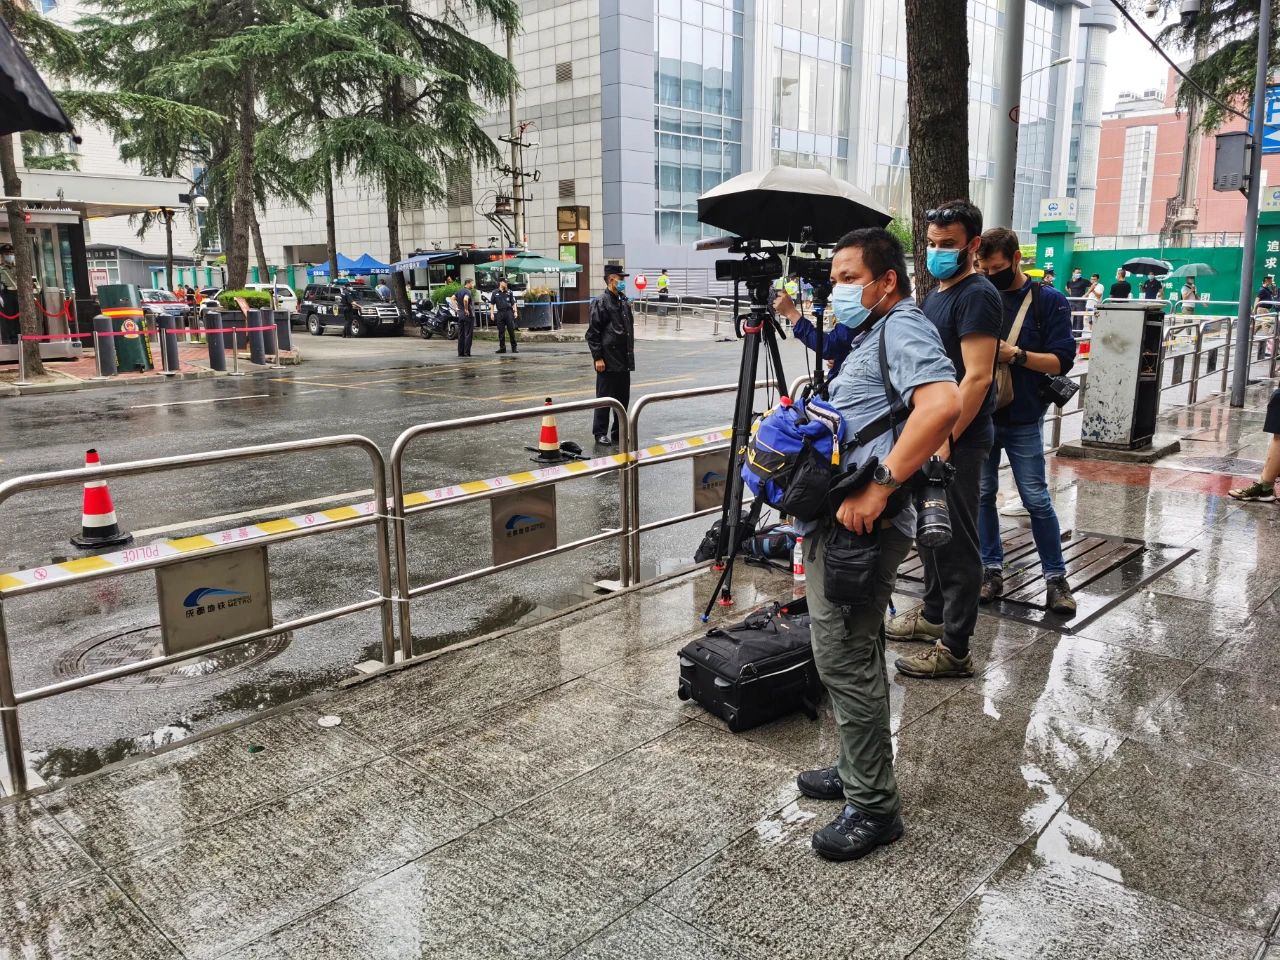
[310,253,390,278]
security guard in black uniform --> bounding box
[492,279,519,354]
[585,263,635,446]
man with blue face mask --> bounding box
[794,227,960,863]
[890,198,1001,681]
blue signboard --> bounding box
[1262,85,1280,155]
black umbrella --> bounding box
[697,165,891,245]
[1121,256,1172,276]
[0,16,74,135]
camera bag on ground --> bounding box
[693,510,757,563]
[742,395,845,522]
[677,597,822,732]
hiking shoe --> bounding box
[812,804,904,862]
[1229,480,1276,502]
[979,568,1004,605]
[797,765,844,801]
[1046,576,1077,616]
[884,608,943,643]
[895,643,974,679]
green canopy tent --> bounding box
[475,253,583,329]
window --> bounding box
[1118,125,1157,234]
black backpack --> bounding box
[677,598,822,732]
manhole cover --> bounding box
[55,624,291,691]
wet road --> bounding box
[1,331,818,782]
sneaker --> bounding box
[1228,480,1276,502]
[979,568,1004,605]
[811,804,904,862]
[884,608,944,643]
[895,642,974,679]
[797,765,844,801]
[594,436,612,446]
[1046,576,1077,616]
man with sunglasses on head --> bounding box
[890,199,1001,680]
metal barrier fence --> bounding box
[0,435,395,795]
[388,398,631,655]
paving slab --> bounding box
[1139,552,1279,613]
[1205,589,1280,676]
[1072,588,1243,661]
[394,677,685,811]
[227,818,639,960]
[0,873,183,960]
[653,795,1014,960]
[893,690,1122,844]
[0,799,97,904]
[112,756,492,960]
[510,723,799,898]
[562,902,750,960]
[973,633,1198,736]
[910,847,1263,960]
[41,709,381,864]
[1033,739,1280,933]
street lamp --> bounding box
[1023,55,1072,81]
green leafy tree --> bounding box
[1153,0,1279,132]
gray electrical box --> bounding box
[1213,131,1250,192]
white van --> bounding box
[244,283,299,315]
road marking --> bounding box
[130,394,270,409]
[130,489,374,538]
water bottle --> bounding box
[792,535,805,582]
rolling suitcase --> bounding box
[677,597,823,732]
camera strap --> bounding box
[845,323,909,449]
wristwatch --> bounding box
[1012,348,1028,367]
[872,463,901,489]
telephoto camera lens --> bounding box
[915,456,952,548]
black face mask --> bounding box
[987,266,1016,291]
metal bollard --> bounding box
[247,310,267,365]
[274,309,292,353]
[262,312,279,360]
[158,316,181,375]
[205,311,226,372]
[92,314,117,378]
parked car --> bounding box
[139,288,190,321]
[244,282,299,315]
[299,283,405,337]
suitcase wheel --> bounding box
[677,682,690,701]
[725,709,742,733]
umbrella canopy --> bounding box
[391,251,453,271]
[475,252,582,273]
[696,165,891,245]
[1167,262,1217,278]
[351,253,390,273]
[1121,256,1172,276]
[0,18,73,136]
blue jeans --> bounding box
[978,419,1067,578]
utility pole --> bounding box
[1164,34,1210,245]
[1230,0,1273,407]
[990,0,1027,230]
[505,28,524,249]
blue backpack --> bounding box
[742,395,845,522]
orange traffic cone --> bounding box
[70,449,133,549]
[525,398,580,464]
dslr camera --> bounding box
[913,455,955,548]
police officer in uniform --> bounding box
[0,244,18,345]
[492,278,519,354]
[585,264,635,446]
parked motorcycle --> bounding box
[415,299,459,340]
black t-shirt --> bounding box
[1141,279,1163,299]
[922,272,1003,449]
[1066,276,1089,298]
[1110,280,1132,299]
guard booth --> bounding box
[1081,301,1165,449]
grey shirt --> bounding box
[823,298,957,539]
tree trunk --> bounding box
[0,134,45,378]
[164,210,175,291]
[904,0,971,298]
[323,159,338,279]
[385,181,411,316]
[226,77,256,288]
[250,207,270,283]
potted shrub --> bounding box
[523,285,555,330]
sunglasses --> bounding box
[925,208,962,225]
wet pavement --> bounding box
[1,331,1279,956]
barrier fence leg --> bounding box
[0,611,28,796]
[1221,318,1234,394]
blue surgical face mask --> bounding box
[831,280,886,329]
[617,280,626,294]
[926,247,963,280]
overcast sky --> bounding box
[1101,8,1181,109]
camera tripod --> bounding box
[701,274,794,621]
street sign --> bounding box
[156,545,273,656]
[634,274,648,292]
[1038,197,1078,222]
[1263,85,1280,155]
[490,486,557,566]
[692,451,729,512]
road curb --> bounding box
[1,352,303,397]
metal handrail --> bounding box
[388,397,630,655]
[0,434,395,796]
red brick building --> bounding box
[1093,69,1280,239]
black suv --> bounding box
[299,284,405,337]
